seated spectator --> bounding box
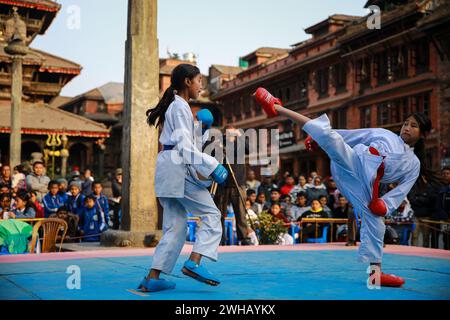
[57,178,69,203]
[245,170,261,192]
[81,169,94,196]
[298,198,328,242]
[268,203,294,245]
[42,180,66,218]
[280,194,294,221]
[269,203,290,224]
[332,194,357,245]
[325,177,338,209]
[12,192,36,219]
[306,176,328,205]
[256,192,266,209]
[49,206,79,242]
[290,175,308,202]
[92,181,110,227]
[318,195,332,217]
[263,188,287,215]
[29,191,45,218]
[11,165,26,192]
[67,181,85,217]
[79,195,107,242]
[247,189,262,215]
[26,161,50,202]
[0,184,10,195]
[290,191,311,221]
[257,175,277,200]
[280,176,296,197]
[0,164,12,189]
[0,193,12,219]
[244,199,258,222]
[388,199,414,244]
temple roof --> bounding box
[0,0,60,12]
[0,103,110,137]
[0,44,82,75]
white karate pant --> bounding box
[151,173,222,274]
[304,116,385,263]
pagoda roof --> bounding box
[0,44,82,75]
[0,103,110,138]
[0,0,60,12]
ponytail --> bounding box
[146,86,176,128]
[146,63,201,128]
[408,113,445,189]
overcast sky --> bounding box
[32,0,368,97]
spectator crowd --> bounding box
[0,161,123,243]
[1,159,448,250]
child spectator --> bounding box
[42,180,66,218]
[11,165,27,192]
[269,203,294,245]
[298,198,328,242]
[246,189,262,215]
[81,169,94,196]
[67,181,85,217]
[92,181,110,227]
[263,188,288,216]
[49,206,79,242]
[318,195,332,217]
[56,178,69,203]
[244,199,258,222]
[0,193,12,219]
[291,191,311,221]
[29,191,45,218]
[12,192,36,219]
[79,195,106,242]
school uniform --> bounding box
[80,206,104,242]
[93,193,110,226]
[152,95,222,275]
[42,192,66,218]
[67,193,86,217]
[303,114,420,263]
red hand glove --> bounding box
[304,135,319,152]
[368,198,387,217]
[253,87,282,118]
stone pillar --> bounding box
[101,0,159,247]
[9,56,23,168]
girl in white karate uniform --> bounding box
[139,64,228,292]
[254,87,434,287]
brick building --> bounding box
[213,0,450,179]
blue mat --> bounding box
[0,250,449,300]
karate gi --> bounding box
[152,95,222,274]
[303,114,420,263]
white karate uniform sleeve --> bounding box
[335,128,392,147]
[381,157,420,215]
[173,108,219,178]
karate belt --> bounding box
[163,145,174,151]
